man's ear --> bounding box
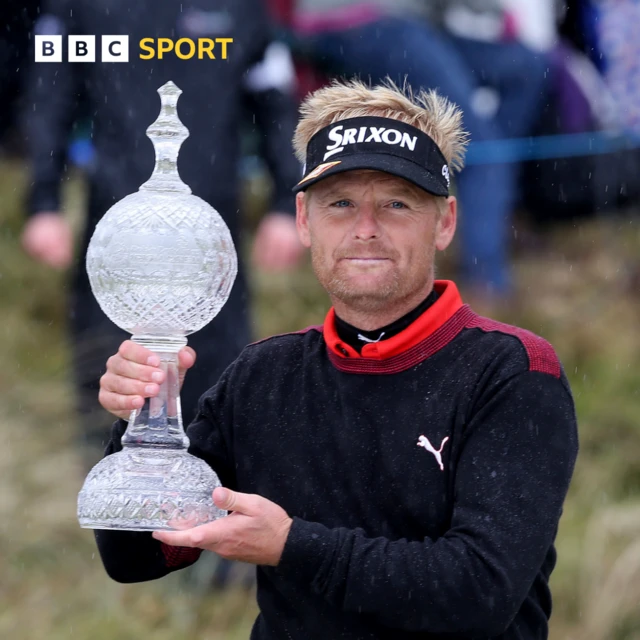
[435,196,456,252]
[296,192,311,248]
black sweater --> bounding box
[95,280,579,639]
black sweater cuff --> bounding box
[277,516,333,589]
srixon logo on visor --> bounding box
[323,124,418,161]
[293,115,451,197]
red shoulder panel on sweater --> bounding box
[464,314,561,378]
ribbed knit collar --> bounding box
[323,280,466,372]
[333,289,440,354]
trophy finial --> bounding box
[140,80,191,193]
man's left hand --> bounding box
[153,488,293,566]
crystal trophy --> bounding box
[77,81,237,531]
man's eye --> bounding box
[331,200,351,208]
[390,201,407,209]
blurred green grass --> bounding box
[1,160,640,638]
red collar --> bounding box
[323,280,466,372]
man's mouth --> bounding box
[342,257,390,262]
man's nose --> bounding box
[352,205,380,240]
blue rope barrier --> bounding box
[69,130,640,171]
[465,131,640,165]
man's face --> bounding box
[296,171,456,313]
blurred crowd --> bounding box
[3,1,640,296]
[2,0,640,589]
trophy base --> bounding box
[77,447,227,531]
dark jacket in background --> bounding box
[23,0,302,447]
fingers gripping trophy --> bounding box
[77,81,237,531]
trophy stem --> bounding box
[121,335,190,450]
[78,332,226,530]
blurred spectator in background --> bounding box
[20,0,304,472]
[518,0,640,224]
[276,0,551,303]
[577,0,640,140]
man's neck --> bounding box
[331,283,434,332]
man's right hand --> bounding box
[99,340,196,420]
[21,212,74,269]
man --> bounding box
[96,79,578,639]
[289,0,549,300]
[20,0,304,462]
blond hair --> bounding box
[293,77,468,173]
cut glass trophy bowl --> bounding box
[77,81,237,531]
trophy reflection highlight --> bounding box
[77,81,237,531]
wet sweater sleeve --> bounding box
[94,377,237,584]
[276,371,579,636]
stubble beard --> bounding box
[311,244,404,313]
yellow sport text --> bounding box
[138,38,233,60]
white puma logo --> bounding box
[417,435,449,471]
[357,332,385,343]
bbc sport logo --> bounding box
[35,35,233,63]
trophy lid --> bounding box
[140,80,191,195]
